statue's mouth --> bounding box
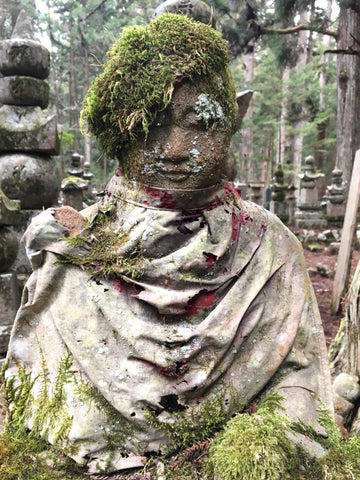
[160,168,190,180]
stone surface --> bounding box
[0,227,18,272]
[153,0,215,26]
[61,177,88,211]
[9,210,44,274]
[0,105,60,154]
[10,9,34,40]
[316,263,333,278]
[0,39,50,79]
[0,76,49,109]
[0,153,60,209]
[0,189,21,226]
[333,372,360,403]
[0,272,20,353]
[0,325,13,354]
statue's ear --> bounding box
[236,90,253,130]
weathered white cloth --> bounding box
[5,176,333,473]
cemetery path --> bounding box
[303,245,360,347]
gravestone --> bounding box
[0,11,60,356]
[294,156,327,229]
[326,167,346,227]
[270,165,289,223]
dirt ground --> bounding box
[303,242,360,347]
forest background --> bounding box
[0,0,359,195]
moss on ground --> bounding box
[3,380,360,479]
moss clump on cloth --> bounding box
[59,201,145,280]
[80,13,236,162]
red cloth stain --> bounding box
[186,290,217,316]
[205,196,223,211]
[224,181,242,199]
[113,278,125,292]
[203,252,217,264]
[231,209,252,241]
[142,187,175,209]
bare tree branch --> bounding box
[263,23,338,39]
[324,48,360,56]
[85,0,107,20]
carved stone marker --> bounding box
[295,155,327,228]
[270,165,289,223]
[0,10,60,208]
[4,9,333,476]
[0,11,60,356]
[326,167,346,227]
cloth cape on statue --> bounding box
[5,175,333,473]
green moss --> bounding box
[208,393,300,480]
[4,363,360,480]
[0,359,86,480]
[145,384,244,453]
[59,200,145,280]
[3,348,75,451]
[80,13,236,163]
[0,188,20,212]
[306,243,324,252]
[61,176,88,184]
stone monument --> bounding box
[0,11,60,356]
[61,152,89,211]
[0,191,21,358]
[325,167,346,227]
[270,164,289,223]
[0,10,60,207]
[294,155,327,229]
[4,8,333,477]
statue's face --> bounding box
[127,82,232,189]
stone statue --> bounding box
[4,9,333,476]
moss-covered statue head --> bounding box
[81,13,250,189]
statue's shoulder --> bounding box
[22,205,94,268]
[239,199,302,251]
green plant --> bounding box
[208,393,300,480]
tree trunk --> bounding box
[292,7,309,190]
[336,5,360,189]
[241,43,255,181]
[315,0,333,172]
[83,37,92,165]
[278,65,290,167]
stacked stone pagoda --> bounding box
[61,152,89,211]
[270,165,289,223]
[294,155,327,229]
[326,167,346,227]
[0,11,60,358]
[0,10,60,206]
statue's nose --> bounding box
[165,126,192,161]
